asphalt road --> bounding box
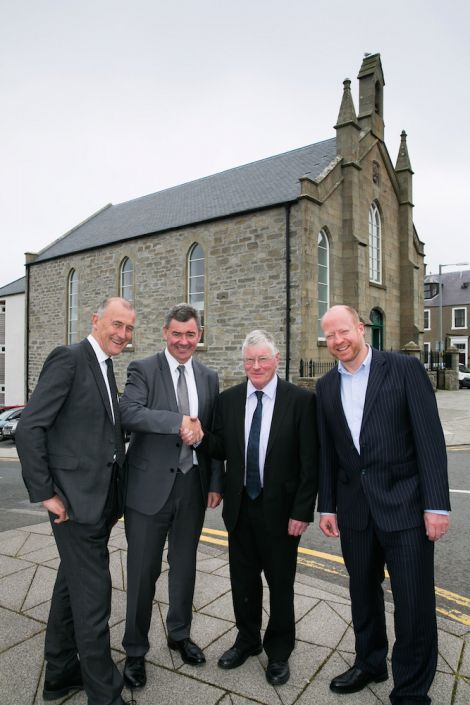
[1,443,468,626]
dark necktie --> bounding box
[105,358,126,468]
[176,364,193,473]
[246,390,263,499]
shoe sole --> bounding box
[43,685,83,701]
[218,646,263,670]
[330,672,388,694]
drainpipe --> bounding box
[24,262,30,401]
[285,204,291,381]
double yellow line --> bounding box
[200,528,470,627]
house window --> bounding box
[452,307,467,329]
[423,342,431,368]
[120,257,134,303]
[317,229,329,338]
[424,281,440,299]
[67,270,78,344]
[424,309,431,331]
[368,203,381,284]
[187,243,205,343]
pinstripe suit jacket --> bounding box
[316,349,450,531]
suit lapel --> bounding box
[235,382,248,457]
[329,367,357,451]
[157,352,179,412]
[83,339,113,424]
[361,349,387,430]
[192,359,207,421]
[266,378,290,456]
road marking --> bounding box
[199,528,470,626]
[450,489,470,494]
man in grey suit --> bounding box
[316,305,450,704]
[16,297,136,705]
[120,303,223,689]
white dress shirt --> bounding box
[165,348,199,465]
[244,375,277,487]
[87,334,115,421]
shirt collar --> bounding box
[246,374,278,400]
[338,344,372,376]
[87,334,109,364]
[164,347,193,373]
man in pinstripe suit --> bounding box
[316,305,450,705]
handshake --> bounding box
[180,416,204,446]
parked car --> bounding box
[1,415,20,441]
[0,405,21,414]
[458,363,470,389]
[0,406,24,439]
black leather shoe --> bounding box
[330,665,388,693]
[43,663,83,701]
[167,637,206,665]
[218,643,263,669]
[266,660,290,686]
[123,656,147,688]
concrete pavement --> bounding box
[0,390,469,704]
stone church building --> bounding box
[24,53,424,393]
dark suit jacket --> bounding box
[316,349,450,532]
[16,338,122,524]
[120,351,223,515]
[201,377,318,536]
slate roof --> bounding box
[425,270,470,307]
[32,138,337,264]
[0,276,26,297]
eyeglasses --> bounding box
[243,356,274,367]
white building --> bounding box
[0,276,25,406]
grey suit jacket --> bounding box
[120,351,223,515]
[316,349,450,531]
[16,338,121,524]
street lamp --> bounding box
[438,262,469,354]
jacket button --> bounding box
[170,468,175,473]
[361,469,366,475]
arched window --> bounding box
[67,269,78,344]
[317,229,330,338]
[187,243,205,343]
[370,308,384,350]
[368,203,381,284]
[120,257,134,303]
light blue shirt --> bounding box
[245,375,277,486]
[338,345,372,454]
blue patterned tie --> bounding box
[246,391,263,499]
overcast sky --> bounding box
[1,0,469,287]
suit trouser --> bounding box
[123,466,205,655]
[228,492,300,661]
[340,519,437,705]
[45,475,124,705]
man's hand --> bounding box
[180,416,203,445]
[207,492,222,508]
[288,519,309,536]
[319,514,340,537]
[424,512,450,542]
[42,495,68,524]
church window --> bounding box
[317,229,330,338]
[368,203,382,284]
[67,269,78,344]
[120,257,134,303]
[187,243,205,344]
